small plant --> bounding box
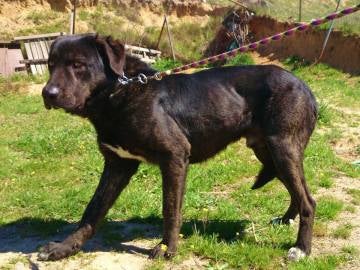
[284,56,311,71]
[332,223,353,239]
[313,221,328,237]
[346,188,360,205]
[225,53,255,66]
[341,245,359,256]
[316,196,343,220]
[317,101,333,125]
[152,58,182,72]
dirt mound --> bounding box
[250,16,360,75]
[0,0,228,14]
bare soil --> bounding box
[250,16,360,75]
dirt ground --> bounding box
[0,54,359,269]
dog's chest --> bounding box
[102,143,147,162]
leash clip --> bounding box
[118,74,129,85]
[137,73,148,84]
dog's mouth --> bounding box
[43,96,79,112]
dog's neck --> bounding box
[74,55,157,120]
[123,54,157,77]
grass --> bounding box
[316,197,344,220]
[332,223,353,239]
[253,0,360,35]
[347,188,360,205]
[1,44,360,270]
[0,35,360,269]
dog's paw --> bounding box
[270,217,294,226]
[149,243,174,259]
[38,241,79,261]
[287,247,306,261]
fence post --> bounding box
[164,15,176,61]
[70,0,76,35]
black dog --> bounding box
[40,34,318,261]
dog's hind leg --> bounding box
[251,142,299,224]
[38,155,139,261]
[267,136,316,261]
[250,143,277,190]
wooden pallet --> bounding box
[13,33,161,74]
[125,44,161,64]
[14,32,65,75]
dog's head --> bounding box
[42,34,125,115]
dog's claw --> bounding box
[38,251,50,261]
[271,217,294,226]
[270,217,283,225]
[149,243,174,259]
[288,247,306,261]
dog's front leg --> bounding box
[150,155,189,259]
[38,156,139,261]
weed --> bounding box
[346,188,360,205]
[344,204,356,213]
[26,10,59,24]
[225,53,255,66]
[341,245,359,256]
[254,0,360,35]
[332,223,353,239]
[152,58,182,72]
[313,221,328,237]
[316,197,343,220]
[317,101,333,126]
[288,255,342,270]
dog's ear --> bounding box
[95,35,126,76]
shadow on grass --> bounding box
[0,216,259,256]
[0,216,288,260]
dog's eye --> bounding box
[48,61,54,68]
[73,62,84,69]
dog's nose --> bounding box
[43,86,60,99]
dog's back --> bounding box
[155,65,317,162]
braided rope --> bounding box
[151,3,360,80]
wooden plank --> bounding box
[39,41,49,59]
[24,42,37,75]
[20,59,47,64]
[14,32,65,41]
[44,39,51,54]
[30,41,43,74]
[124,44,161,55]
[35,41,47,72]
[0,48,8,75]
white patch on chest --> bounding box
[103,144,147,162]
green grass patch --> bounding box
[347,188,360,205]
[341,245,359,257]
[332,223,353,239]
[1,59,359,268]
[225,53,255,66]
[288,255,343,270]
[152,58,183,71]
[316,197,344,220]
[253,0,360,35]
